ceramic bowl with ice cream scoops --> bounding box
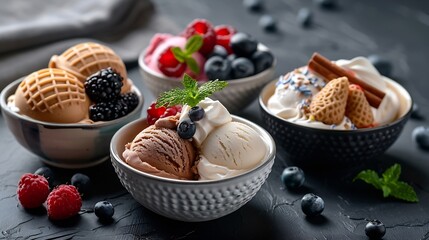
[259,56,412,166]
[0,78,144,169]
[110,115,276,222]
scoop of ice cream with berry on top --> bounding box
[139,19,276,112]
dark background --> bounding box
[1,0,429,239]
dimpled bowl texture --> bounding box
[259,77,412,166]
[110,116,276,222]
[138,44,276,113]
[0,78,144,169]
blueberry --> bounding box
[411,103,424,120]
[231,57,255,79]
[281,166,305,189]
[204,56,232,80]
[251,50,274,74]
[365,219,386,239]
[297,8,313,27]
[230,32,258,57]
[243,0,263,12]
[94,201,114,220]
[412,126,429,150]
[227,54,237,62]
[188,106,205,122]
[314,0,337,9]
[208,45,228,59]
[368,55,393,77]
[71,173,91,196]
[34,167,55,188]
[259,15,277,32]
[301,193,324,217]
[177,119,196,139]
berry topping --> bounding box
[412,126,429,150]
[94,201,115,220]
[301,193,325,217]
[214,25,237,54]
[259,15,277,32]
[71,173,91,196]
[297,8,313,27]
[251,50,274,74]
[17,173,50,208]
[365,219,386,239]
[204,56,232,80]
[231,57,255,79]
[208,45,228,59]
[188,106,205,122]
[230,32,258,57]
[85,67,123,102]
[411,103,424,120]
[281,166,305,189]
[89,92,139,122]
[147,101,182,125]
[177,119,196,139]
[158,47,187,77]
[34,166,55,188]
[183,19,216,56]
[47,185,82,220]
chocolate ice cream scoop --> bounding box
[123,125,197,180]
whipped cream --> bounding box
[197,156,248,180]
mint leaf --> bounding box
[156,88,187,108]
[185,35,203,55]
[353,164,418,203]
[389,181,419,202]
[353,170,382,190]
[185,58,200,74]
[171,47,186,63]
[198,80,228,100]
[382,163,401,183]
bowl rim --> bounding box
[138,43,277,85]
[0,77,144,129]
[259,76,413,133]
[110,115,276,185]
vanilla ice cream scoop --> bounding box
[198,122,266,180]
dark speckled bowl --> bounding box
[259,77,412,166]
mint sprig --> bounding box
[171,35,203,74]
[156,74,228,108]
[353,163,418,202]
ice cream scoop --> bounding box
[12,68,90,123]
[198,122,266,180]
[122,125,197,180]
[49,42,131,93]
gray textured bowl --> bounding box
[259,77,412,166]
[0,78,144,169]
[138,45,276,113]
[110,116,275,222]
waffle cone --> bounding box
[14,68,90,123]
[49,42,130,93]
[310,77,349,125]
[346,84,374,128]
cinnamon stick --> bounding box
[308,60,339,83]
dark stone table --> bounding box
[1,0,429,239]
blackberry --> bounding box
[120,92,139,111]
[85,67,123,102]
[89,92,139,121]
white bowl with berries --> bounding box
[139,19,276,113]
[0,43,144,169]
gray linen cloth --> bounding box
[0,0,178,90]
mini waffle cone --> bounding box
[49,42,130,93]
[14,68,90,123]
[346,84,374,128]
[310,77,349,125]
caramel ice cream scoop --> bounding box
[13,68,90,123]
[49,42,131,93]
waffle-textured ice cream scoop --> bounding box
[346,84,375,128]
[49,42,131,93]
[13,68,90,123]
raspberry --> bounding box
[158,47,187,78]
[214,25,237,54]
[47,185,82,220]
[84,67,123,102]
[147,101,182,125]
[183,19,216,56]
[17,173,50,208]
